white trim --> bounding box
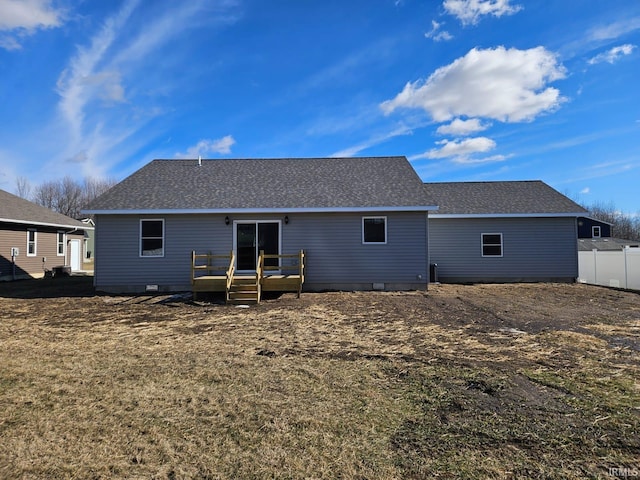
[57,231,66,257]
[362,216,387,244]
[27,229,37,257]
[0,217,94,230]
[481,232,503,258]
[592,226,601,238]
[430,212,584,219]
[139,219,165,258]
[82,205,439,215]
[233,220,282,273]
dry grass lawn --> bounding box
[0,277,638,479]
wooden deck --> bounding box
[191,250,304,303]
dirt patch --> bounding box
[0,278,638,478]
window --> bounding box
[140,219,164,257]
[27,229,37,256]
[481,233,503,257]
[362,216,387,244]
[57,231,66,256]
[592,226,601,238]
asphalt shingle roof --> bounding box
[86,157,436,212]
[578,238,640,251]
[424,181,587,215]
[0,189,87,229]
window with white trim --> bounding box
[140,219,164,257]
[481,233,503,257]
[27,229,37,256]
[362,216,387,244]
[57,231,66,256]
[592,226,601,238]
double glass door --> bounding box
[235,221,280,271]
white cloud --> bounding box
[436,118,489,136]
[443,0,522,26]
[175,135,236,158]
[381,46,566,123]
[580,187,590,194]
[420,136,496,159]
[588,44,636,65]
[425,20,453,42]
[0,0,64,49]
[0,0,62,30]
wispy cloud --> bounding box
[580,187,590,194]
[50,0,240,178]
[424,20,452,42]
[443,0,522,26]
[588,16,640,42]
[175,135,236,158]
[588,44,636,65]
[0,0,64,50]
[381,46,566,123]
[331,125,413,157]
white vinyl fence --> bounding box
[578,248,640,290]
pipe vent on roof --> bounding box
[198,155,202,166]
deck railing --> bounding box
[258,250,305,297]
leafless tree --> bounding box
[15,176,31,199]
[31,176,118,219]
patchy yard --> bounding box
[0,277,638,479]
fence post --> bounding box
[593,249,598,285]
[624,246,628,289]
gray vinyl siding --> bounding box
[93,212,429,292]
[429,217,578,282]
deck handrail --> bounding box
[191,251,234,283]
[226,250,235,293]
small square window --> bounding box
[363,217,387,244]
[482,233,502,257]
[140,219,164,257]
[592,226,601,238]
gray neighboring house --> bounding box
[425,181,588,283]
[0,189,92,281]
[84,157,437,293]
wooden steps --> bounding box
[227,276,260,304]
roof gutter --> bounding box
[430,212,585,219]
[0,217,94,230]
[82,205,440,215]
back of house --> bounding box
[84,156,436,294]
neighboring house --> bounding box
[84,157,436,293]
[577,216,612,239]
[425,181,587,283]
[0,189,93,281]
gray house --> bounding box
[84,157,436,294]
[425,181,587,283]
[0,189,92,281]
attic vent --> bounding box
[198,155,202,167]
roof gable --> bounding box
[424,181,587,216]
[86,157,436,213]
[0,189,88,229]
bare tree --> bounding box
[15,176,31,199]
[31,176,118,219]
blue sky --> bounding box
[1,0,639,213]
